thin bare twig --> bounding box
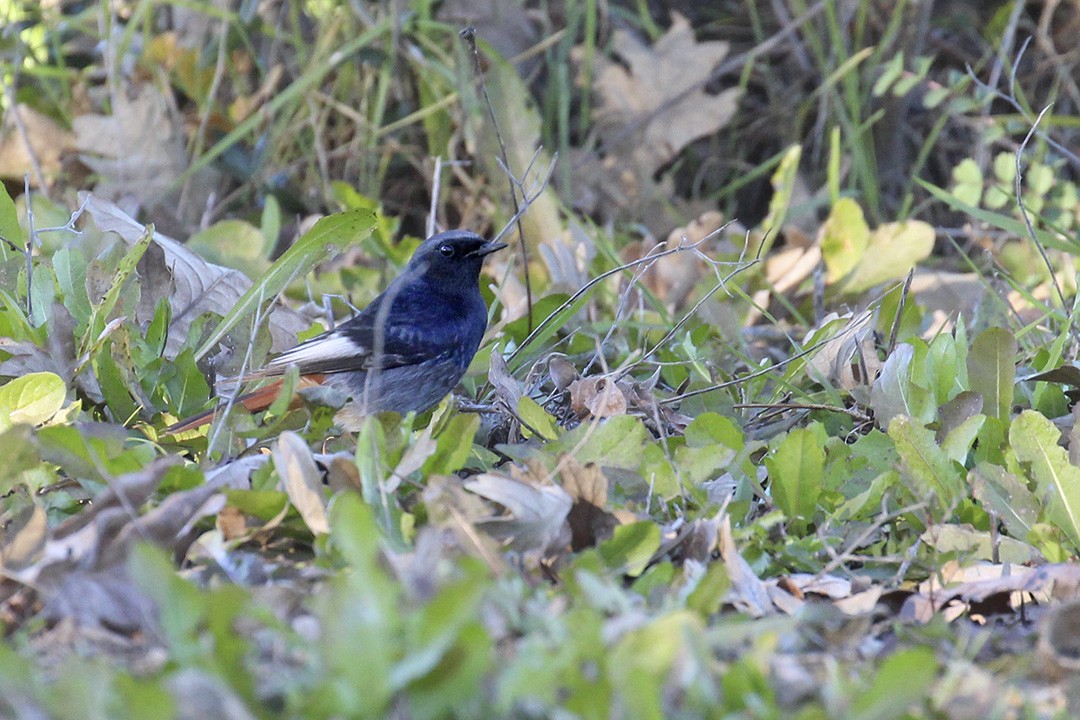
[1015,104,1069,314]
[461,26,535,333]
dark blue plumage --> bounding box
[264,230,506,427]
[167,230,505,433]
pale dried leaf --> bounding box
[273,431,329,536]
[594,13,741,176]
[0,104,75,182]
[464,472,572,554]
[719,514,775,617]
[570,376,627,419]
[82,193,307,357]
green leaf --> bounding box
[950,157,983,206]
[0,372,66,430]
[1009,410,1080,550]
[549,415,647,471]
[766,423,826,528]
[423,412,480,475]
[871,51,904,97]
[966,326,1017,423]
[850,647,937,720]
[685,562,730,616]
[161,348,212,418]
[757,144,802,253]
[185,219,270,279]
[196,208,376,360]
[598,521,661,576]
[609,612,701,720]
[888,415,963,514]
[0,182,24,250]
[224,489,289,521]
[971,462,1039,541]
[53,247,92,330]
[517,396,559,441]
[83,227,152,351]
[93,342,139,424]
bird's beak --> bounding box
[467,240,509,258]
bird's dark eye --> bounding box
[439,244,454,258]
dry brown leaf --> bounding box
[560,457,619,551]
[569,376,627,419]
[489,350,524,412]
[594,14,742,177]
[0,103,76,183]
[82,193,308,358]
[73,85,218,230]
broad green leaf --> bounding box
[610,611,701,720]
[224,489,289,521]
[641,444,681,500]
[871,344,934,427]
[966,326,1017,423]
[939,413,985,464]
[971,463,1039,541]
[84,227,152,350]
[598,521,661,577]
[0,372,66,430]
[850,647,937,720]
[393,564,488,695]
[93,342,139,424]
[821,197,870,282]
[684,412,744,449]
[161,348,212,419]
[549,415,647,471]
[765,423,826,528]
[196,208,376,360]
[889,415,964,514]
[185,219,270,279]
[921,523,1039,564]
[423,412,480,475]
[1009,410,1080,550]
[53,247,92,330]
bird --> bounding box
[168,229,507,433]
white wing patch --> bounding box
[267,333,366,370]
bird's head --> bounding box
[406,230,507,289]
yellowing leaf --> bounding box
[821,197,871,282]
[0,372,67,430]
[837,219,935,294]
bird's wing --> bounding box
[251,298,436,378]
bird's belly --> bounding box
[325,356,468,430]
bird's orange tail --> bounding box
[165,375,325,433]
